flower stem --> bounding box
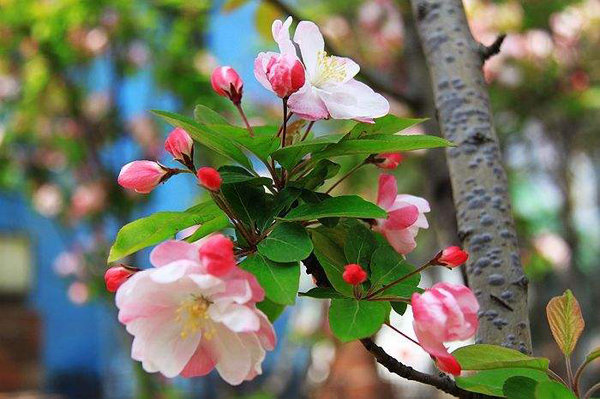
[325,160,367,194]
[300,121,315,142]
[385,322,421,348]
[366,262,433,299]
[235,103,254,137]
[281,98,289,148]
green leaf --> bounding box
[292,159,340,190]
[256,187,301,231]
[240,254,299,305]
[453,344,550,371]
[184,215,232,243]
[391,302,408,316]
[256,298,286,322]
[194,104,230,125]
[348,115,427,138]
[218,165,272,186]
[282,195,386,221]
[456,368,550,397]
[369,246,421,298]
[546,289,585,356]
[221,182,270,227]
[272,134,346,170]
[329,299,390,342]
[153,110,252,169]
[310,226,353,297]
[312,134,452,163]
[503,376,539,399]
[212,124,279,161]
[258,223,313,262]
[535,381,577,399]
[108,200,225,262]
[299,287,347,299]
[344,223,377,269]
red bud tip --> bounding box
[196,167,222,191]
[435,246,469,267]
[342,263,367,286]
[376,153,403,170]
[105,265,138,293]
[211,66,243,104]
[164,128,193,162]
[199,234,236,277]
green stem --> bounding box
[235,103,254,137]
[325,160,367,194]
[366,262,432,299]
[385,322,421,348]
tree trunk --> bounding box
[409,0,532,352]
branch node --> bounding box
[479,34,506,62]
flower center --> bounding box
[176,296,215,340]
[312,51,347,87]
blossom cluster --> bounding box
[107,16,479,384]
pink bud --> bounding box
[199,234,236,276]
[411,283,478,375]
[104,265,138,293]
[342,263,367,286]
[376,153,403,170]
[164,128,193,162]
[211,66,243,104]
[196,167,222,191]
[118,161,167,194]
[265,53,305,98]
[435,246,468,268]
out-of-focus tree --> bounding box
[0,0,220,301]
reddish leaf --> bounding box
[546,290,585,356]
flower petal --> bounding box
[211,324,253,385]
[293,21,325,78]
[377,174,398,209]
[385,204,419,230]
[319,79,389,120]
[272,17,295,55]
[287,81,330,120]
[150,240,200,267]
[209,302,260,332]
[180,342,217,378]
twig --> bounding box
[478,34,506,62]
[583,382,600,399]
[360,338,468,397]
[366,262,431,299]
[300,120,315,142]
[385,322,421,347]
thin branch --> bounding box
[360,338,468,397]
[478,34,506,62]
[263,0,421,109]
[584,383,600,399]
[325,160,366,194]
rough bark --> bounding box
[410,0,532,352]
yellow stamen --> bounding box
[176,296,216,340]
[312,51,348,87]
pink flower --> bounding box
[374,174,429,254]
[211,66,243,104]
[116,239,275,384]
[342,264,367,285]
[199,234,236,277]
[105,265,138,293]
[376,153,403,169]
[196,167,222,191]
[254,18,306,99]
[118,160,167,194]
[263,17,389,121]
[164,128,193,162]
[411,283,479,375]
[435,246,469,268]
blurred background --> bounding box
[0,0,598,398]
